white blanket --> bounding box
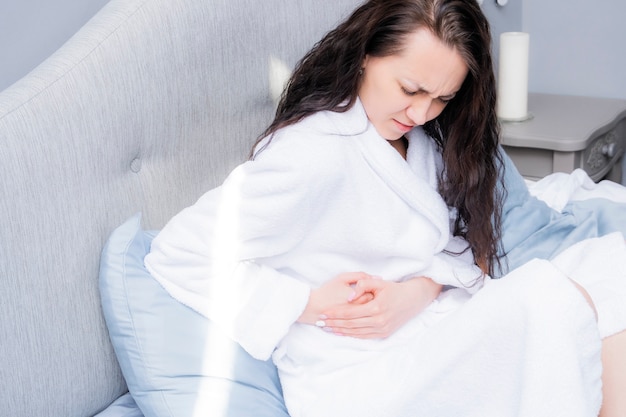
[277,171,626,416]
[278,232,626,417]
[528,169,626,212]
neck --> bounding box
[388,136,408,160]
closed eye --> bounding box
[402,86,455,104]
[401,86,418,97]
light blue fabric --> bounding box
[497,150,626,276]
[99,213,290,417]
[94,394,143,417]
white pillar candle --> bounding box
[497,32,530,121]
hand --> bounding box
[320,276,442,339]
[297,272,377,326]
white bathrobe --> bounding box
[145,99,626,417]
[145,100,483,359]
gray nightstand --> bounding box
[500,93,626,183]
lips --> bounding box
[393,119,414,133]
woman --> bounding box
[145,0,626,415]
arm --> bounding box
[145,134,338,360]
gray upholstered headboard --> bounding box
[0,0,361,415]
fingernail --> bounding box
[319,314,328,320]
[347,291,356,301]
[315,320,326,327]
[323,327,333,332]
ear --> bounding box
[361,55,370,70]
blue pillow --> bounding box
[99,213,290,417]
[94,393,144,417]
[497,149,626,276]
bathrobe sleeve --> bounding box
[426,236,485,292]
[145,132,338,360]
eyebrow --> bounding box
[402,79,458,101]
[439,91,458,101]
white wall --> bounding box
[480,0,523,59]
[482,0,626,101]
[0,0,526,95]
[523,0,626,100]
[521,0,626,184]
[0,0,109,92]
[2,0,624,100]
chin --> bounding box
[388,131,406,141]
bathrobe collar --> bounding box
[303,98,451,250]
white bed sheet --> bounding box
[527,169,626,211]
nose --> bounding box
[406,96,432,126]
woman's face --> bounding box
[358,28,468,141]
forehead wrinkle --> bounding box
[382,28,467,101]
[401,75,458,100]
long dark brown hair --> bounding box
[252,0,504,276]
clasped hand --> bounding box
[298,272,442,339]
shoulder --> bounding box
[254,113,356,175]
[254,100,369,156]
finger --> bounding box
[335,329,391,339]
[327,321,393,339]
[324,301,376,321]
[353,277,385,293]
[348,277,383,301]
[351,292,374,305]
[338,271,375,285]
[325,317,374,331]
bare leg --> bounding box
[570,280,598,321]
[600,240,626,416]
[571,280,626,417]
[552,235,626,416]
[599,330,626,417]
[568,279,626,416]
